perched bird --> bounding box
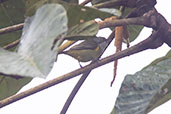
[62,37,107,62]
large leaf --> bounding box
[0,76,32,100]
[18,4,68,76]
[0,4,68,78]
[0,0,25,47]
[0,47,45,78]
[112,50,171,114]
[25,0,113,28]
[0,3,68,100]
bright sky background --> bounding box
[0,0,171,114]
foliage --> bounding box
[0,0,170,114]
[111,50,171,114]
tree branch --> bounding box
[60,30,115,114]
[98,9,157,29]
[93,0,156,9]
[0,28,163,108]
[3,39,20,50]
[60,71,90,114]
[0,4,170,110]
[0,23,24,35]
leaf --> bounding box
[0,0,32,100]
[18,4,68,76]
[146,79,171,113]
[113,50,171,114]
[99,8,121,17]
[91,0,109,5]
[62,0,78,4]
[65,4,112,27]
[0,4,68,78]
[0,0,25,47]
[123,8,144,42]
[0,48,45,78]
[65,20,99,40]
[0,3,68,100]
[127,25,143,42]
[0,76,32,100]
[25,0,113,28]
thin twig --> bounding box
[60,30,115,114]
[60,71,91,114]
[0,23,24,35]
[3,39,20,50]
[0,28,163,108]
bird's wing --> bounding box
[70,40,97,50]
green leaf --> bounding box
[25,0,112,28]
[91,0,109,5]
[65,4,112,27]
[0,76,32,100]
[65,20,99,40]
[99,8,121,17]
[113,50,171,114]
[0,1,31,100]
[123,8,144,42]
[127,25,143,42]
[62,0,78,4]
[0,0,25,47]
[0,4,68,78]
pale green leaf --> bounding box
[0,4,68,78]
[113,50,171,114]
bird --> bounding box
[62,37,107,62]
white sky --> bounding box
[0,0,171,114]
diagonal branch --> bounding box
[60,71,91,114]
[3,39,20,50]
[0,28,163,108]
[93,0,156,9]
[0,23,24,35]
[60,30,115,114]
